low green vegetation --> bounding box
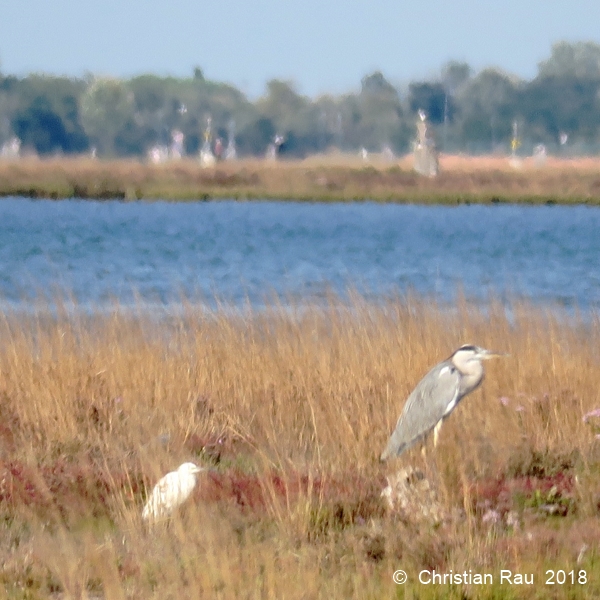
[1,155,600,204]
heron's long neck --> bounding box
[455,360,484,395]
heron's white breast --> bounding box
[443,392,459,416]
[438,365,459,416]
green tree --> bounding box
[538,41,600,79]
[237,116,275,155]
[10,76,88,154]
[455,68,518,150]
[408,82,452,124]
[0,76,19,142]
[360,71,397,96]
[14,97,69,153]
[254,80,325,156]
[441,61,472,94]
[257,80,309,131]
[80,77,134,155]
[519,75,600,143]
[356,72,407,152]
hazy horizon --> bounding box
[2,0,600,97]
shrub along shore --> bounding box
[0,295,599,598]
[1,154,600,203]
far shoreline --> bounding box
[1,154,599,205]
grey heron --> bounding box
[380,345,505,461]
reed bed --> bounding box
[0,294,599,598]
[1,154,600,203]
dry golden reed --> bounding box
[0,293,599,598]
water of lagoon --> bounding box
[1,197,599,316]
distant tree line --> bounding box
[1,41,600,158]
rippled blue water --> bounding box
[1,197,599,311]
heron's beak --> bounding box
[192,466,205,474]
[480,349,509,360]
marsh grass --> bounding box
[1,154,600,203]
[0,293,600,598]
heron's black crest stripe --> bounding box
[457,344,478,352]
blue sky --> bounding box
[1,0,599,97]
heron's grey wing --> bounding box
[380,363,461,460]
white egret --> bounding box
[142,462,205,522]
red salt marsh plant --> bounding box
[0,293,599,598]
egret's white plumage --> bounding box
[142,462,204,522]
